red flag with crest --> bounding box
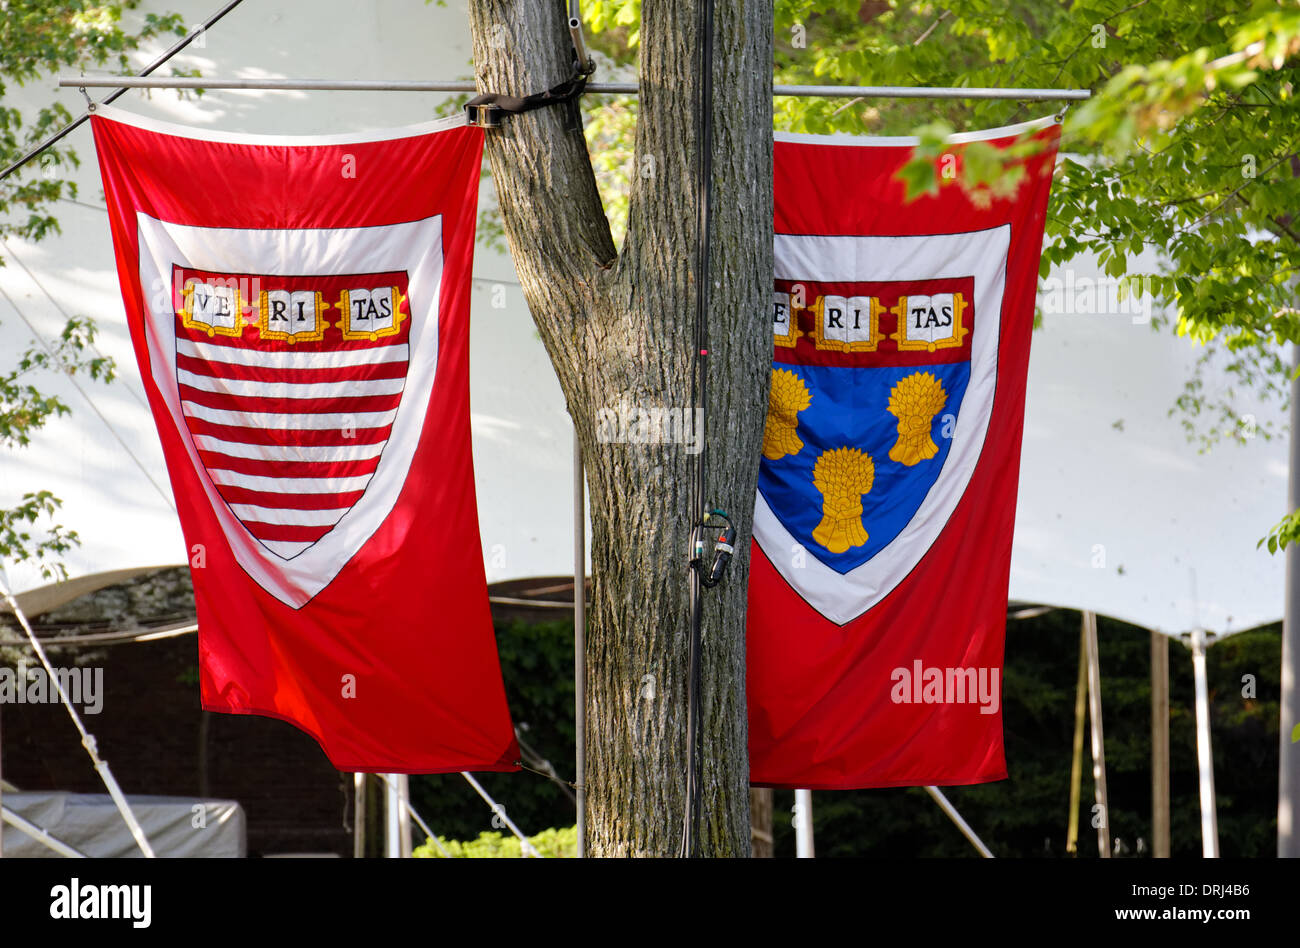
[748,118,1060,788]
[91,106,518,773]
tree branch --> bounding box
[467,2,618,336]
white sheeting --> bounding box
[1011,265,1287,633]
[2,791,245,857]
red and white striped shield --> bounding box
[131,211,447,609]
[174,265,411,561]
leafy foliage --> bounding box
[1,2,184,580]
[0,490,79,583]
[0,316,116,580]
[778,1,1300,548]
[0,1,186,242]
[414,825,577,858]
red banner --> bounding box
[748,119,1060,789]
[91,106,518,773]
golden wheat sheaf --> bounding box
[811,447,875,554]
[762,368,812,461]
[886,371,947,466]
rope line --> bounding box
[0,280,177,513]
[0,567,155,857]
[515,758,580,791]
[0,236,152,416]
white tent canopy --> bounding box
[1012,291,1286,634]
[0,0,1286,634]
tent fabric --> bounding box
[2,791,245,857]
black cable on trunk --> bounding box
[681,0,717,859]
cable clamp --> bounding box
[691,509,735,589]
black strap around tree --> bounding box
[465,68,590,127]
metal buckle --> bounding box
[465,103,503,128]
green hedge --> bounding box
[415,826,577,858]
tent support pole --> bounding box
[925,785,994,858]
[1,805,87,858]
[0,573,155,857]
[398,774,412,858]
[794,788,814,857]
[1151,631,1171,857]
[1189,628,1220,857]
[353,773,366,858]
[460,771,541,857]
[1066,623,1087,855]
[573,427,586,858]
[1281,342,1300,857]
[384,772,400,858]
[1084,610,1110,858]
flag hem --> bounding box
[200,700,521,775]
[93,103,470,146]
[774,114,1059,148]
[749,771,1009,791]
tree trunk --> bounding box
[467,1,772,856]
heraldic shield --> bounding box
[755,226,1011,625]
[173,264,411,561]
[135,211,446,609]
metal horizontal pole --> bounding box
[60,76,1090,101]
[776,84,1089,101]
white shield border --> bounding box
[136,212,443,609]
[755,225,1010,626]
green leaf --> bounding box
[897,158,938,202]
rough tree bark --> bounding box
[466,2,772,856]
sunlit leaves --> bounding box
[0,490,79,582]
[0,2,169,580]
